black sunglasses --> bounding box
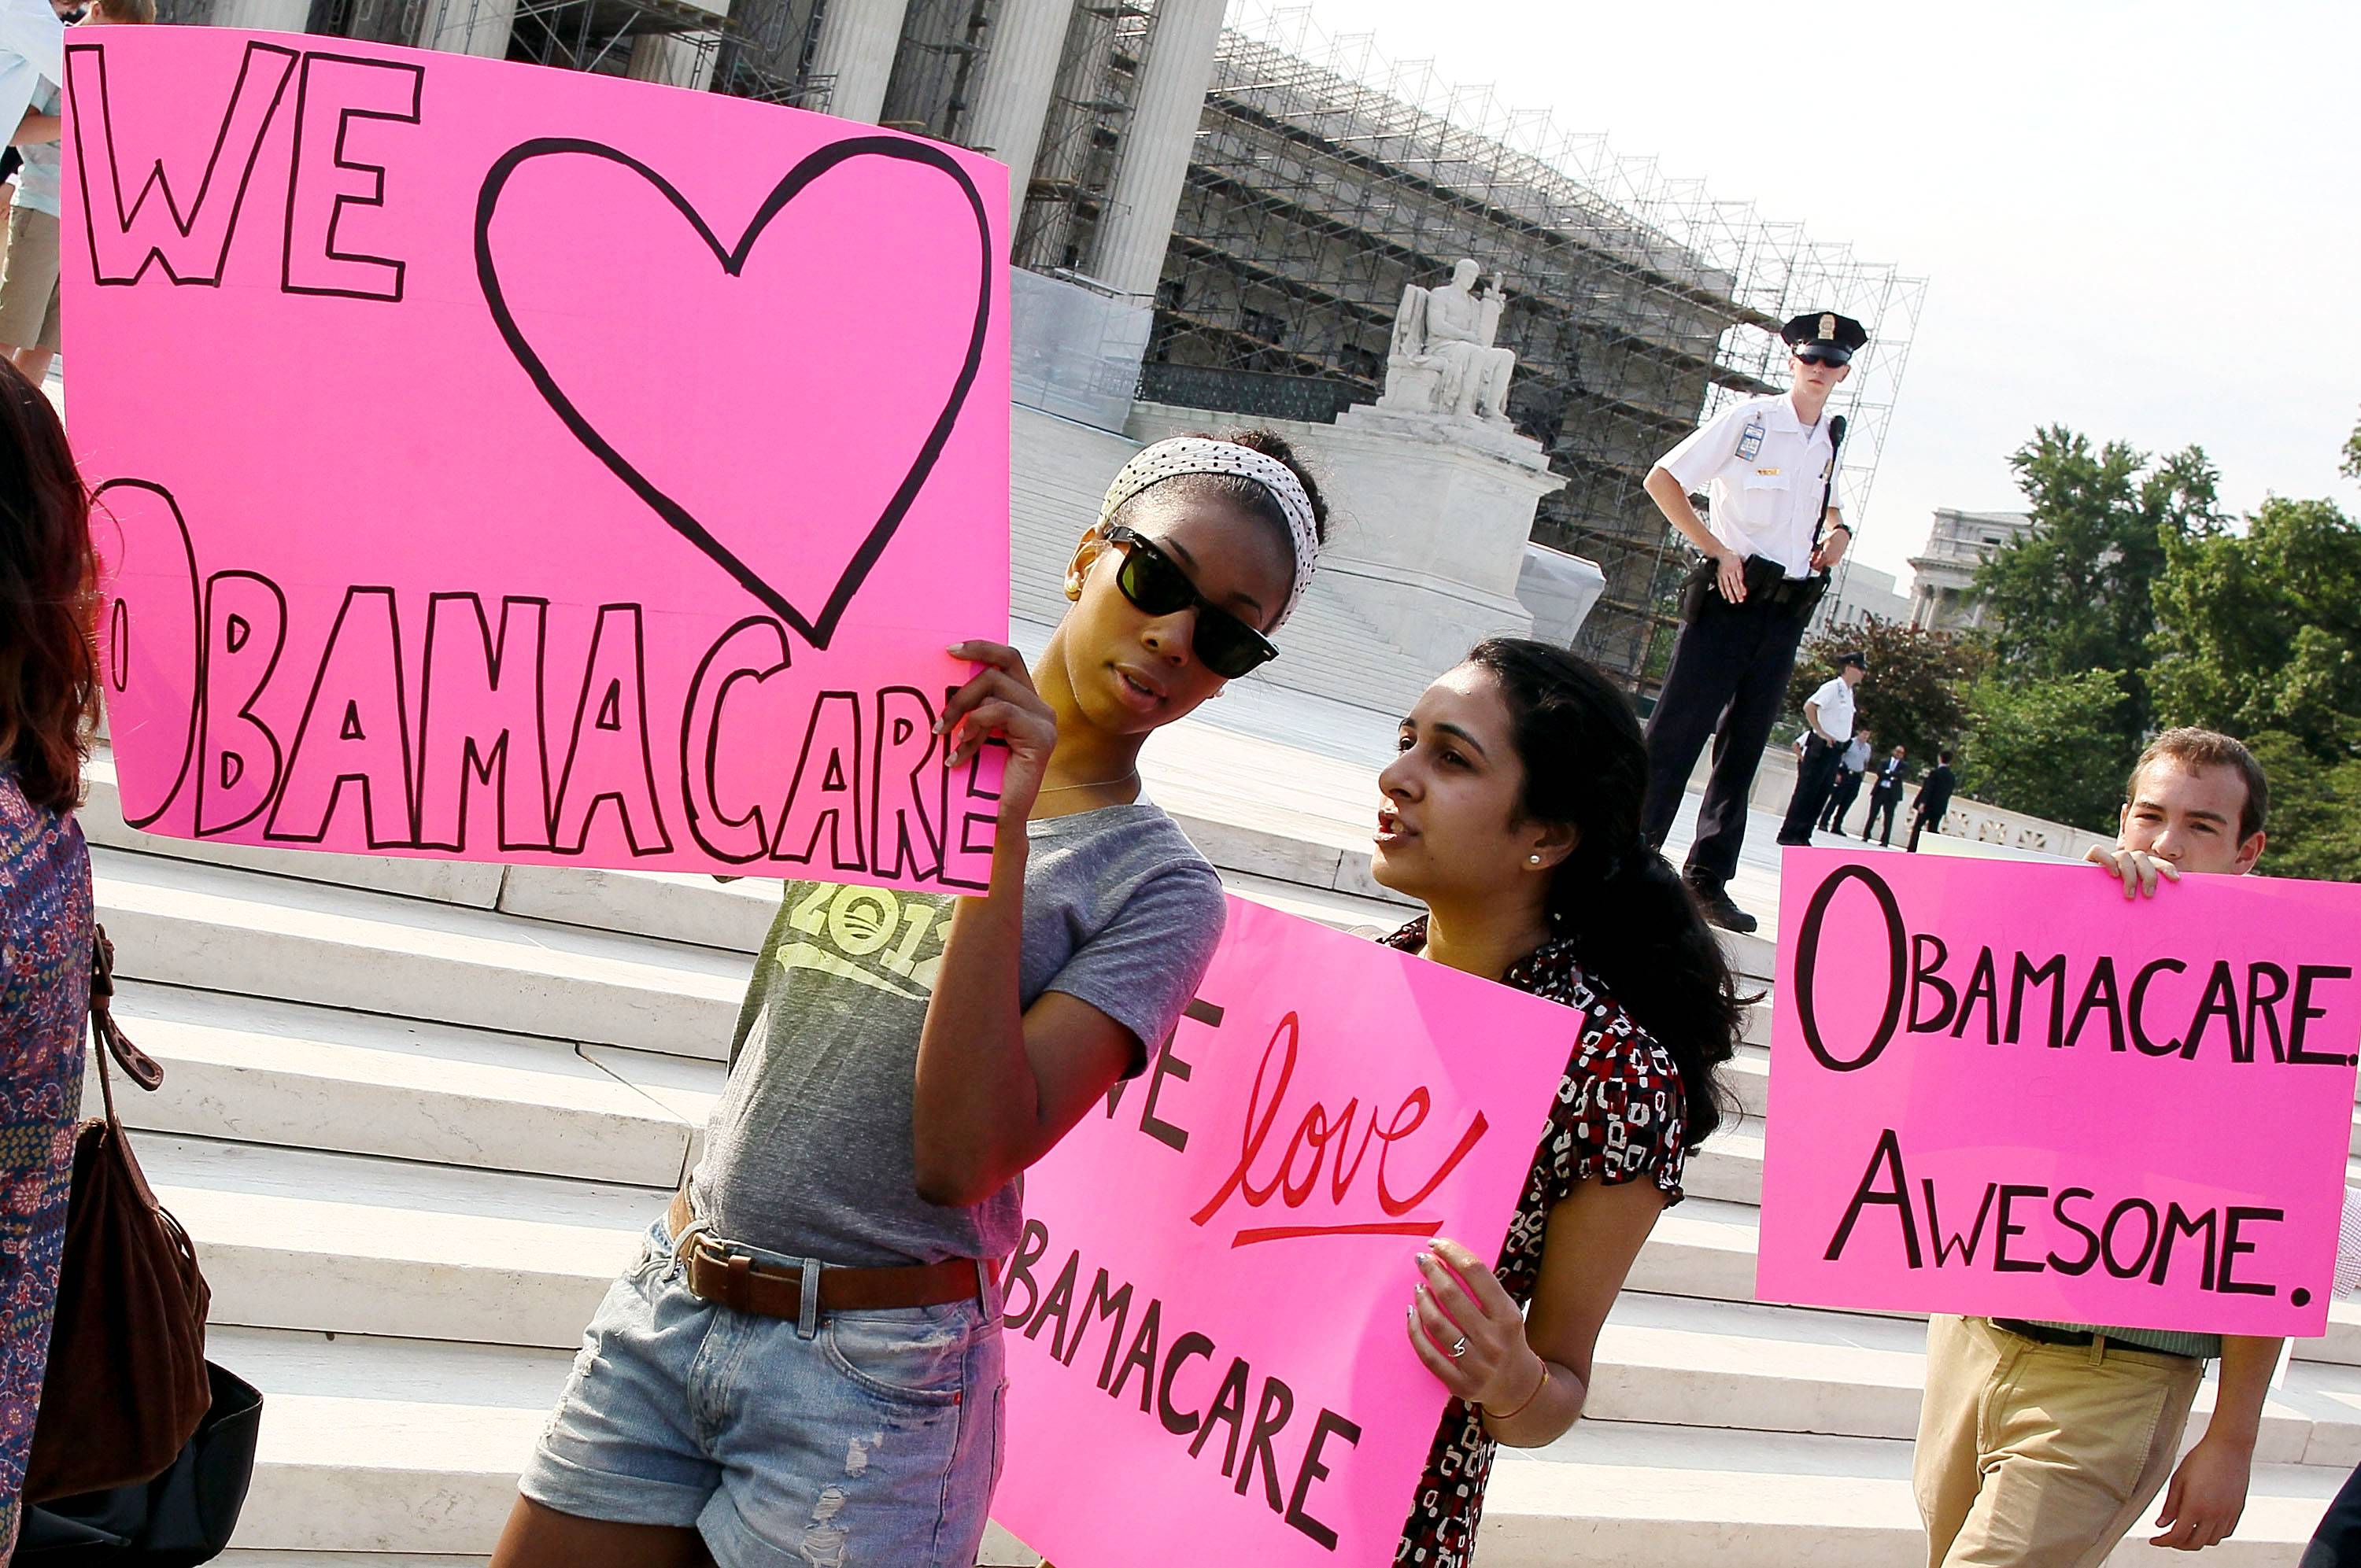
[1795,349,1848,367]
[1101,524,1279,678]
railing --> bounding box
[1133,362,1364,426]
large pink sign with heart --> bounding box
[61,28,1011,888]
[1758,850,2361,1336]
[992,898,1578,1567]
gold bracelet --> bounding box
[1482,1362,1550,1422]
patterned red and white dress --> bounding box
[1383,917,1688,1567]
[0,762,91,1555]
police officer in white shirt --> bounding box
[1777,652,1866,846]
[1639,309,1868,932]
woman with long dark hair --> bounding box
[1372,637,1744,1566]
[0,358,98,1554]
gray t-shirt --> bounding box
[693,801,1227,1267]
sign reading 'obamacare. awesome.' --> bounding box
[994,898,1578,1567]
[1758,850,2361,1337]
[65,28,1011,890]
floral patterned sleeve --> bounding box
[1539,992,1689,1207]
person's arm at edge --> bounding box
[10,109,58,147]
[909,641,1136,1208]
[2148,1334,2274,1548]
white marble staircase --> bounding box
[69,713,2352,1568]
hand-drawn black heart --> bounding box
[475,135,992,649]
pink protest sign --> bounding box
[61,28,1010,888]
[992,897,1576,1566]
[1758,850,2361,1336]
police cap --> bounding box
[1781,311,1869,365]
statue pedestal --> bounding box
[1128,401,1566,674]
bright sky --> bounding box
[1254,0,2361,592]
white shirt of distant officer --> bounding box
[1646,346,1852,606]
[1804,660,1864,746]
[2085,743,2270,1554]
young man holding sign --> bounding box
[1913,729,2276,1564]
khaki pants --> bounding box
[1915,1315,2204,1568]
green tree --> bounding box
[1786,620,1987,769]
[1956,669,2136,832]
[2244,732,2361,882]
[2343,408,2361,480]
[2149,496,2361,761]
[1972,428,2221,749]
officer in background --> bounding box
[1777,651,1868,847]
[1820,726,1874,834]
[1639,310,1868,932]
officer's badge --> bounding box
[1818,313,1837,340]
[1735,422,1765,462]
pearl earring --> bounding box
[1528,854,1543,865]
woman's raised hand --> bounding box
[1406,1237,1544,1411]
[940,640,1058,824]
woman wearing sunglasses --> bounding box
[1372,639,1745,1567]
[496,432,1328,1568]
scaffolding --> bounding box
[1110,2,1923,691]
[260,0,1919,689]
[1011,1,1154,275]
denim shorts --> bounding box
[519,1208,1007,1568]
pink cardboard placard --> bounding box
[992,897,1577,1567]
[61,28,1011,889]
[1758,849,2361,1336]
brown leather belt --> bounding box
[664,1188,996,1320]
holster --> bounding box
[1681,553,1831,622]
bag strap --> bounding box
[88,926,164,1124]
[1810,413,1849,561]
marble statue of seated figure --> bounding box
[1378,258,1517,426]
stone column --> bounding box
[1088,0,1222,297]
[208,0,311,28]
[807,0,912,124]
[416,0,515,58]
[627,31,722,90]
[962,0,1071,215]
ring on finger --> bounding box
[1448,1336,1469,1360]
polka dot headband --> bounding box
[1095,437,1322,631]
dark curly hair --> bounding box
[1465,637,1744,1147]
[0,360,99,814]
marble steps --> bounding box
[1485,1420,2344,1568]
[211,1330,1082,1566]
[98,978,1782,1219]
[82,744,1779,989]
[145,1124,2361,1437]
[91,981,700,1187]
[199,1319,2345,1567]
[150,1134,657,1349]
[91,846,752,1061]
